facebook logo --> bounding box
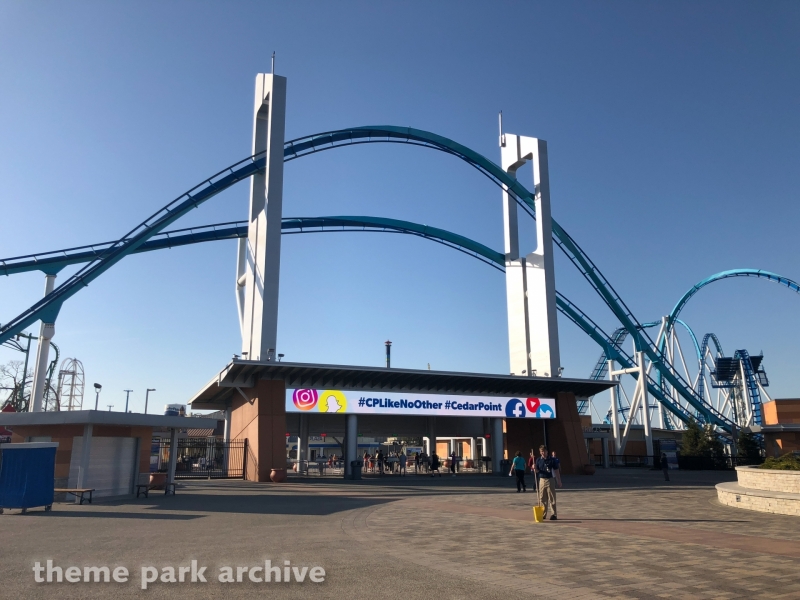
[505,399,526,418]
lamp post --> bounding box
[144,388,156,414]
[93,383,102,410]
[124,389,133,413]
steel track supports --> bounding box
[612,352,653,460]
[608,360,621,455]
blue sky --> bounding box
[1,1,798,415]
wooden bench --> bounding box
[54,488,94,505]
[136,482,177,498]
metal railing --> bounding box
[591,454,763,470]
[154,438,247,479]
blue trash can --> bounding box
[0,442,58,513]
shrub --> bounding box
[760,453,800,471]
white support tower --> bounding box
[501,133,560,377]
[29,273,57,412]
[236,73,287,361]
[611,352,654,460]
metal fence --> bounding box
[154,438,247,479]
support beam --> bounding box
[75,423,93,502]
[639,351,654,462]
[608,360,620,455]
[240,73,287,361]
[167,427,178,489]
[222,407,232,474]
[491,417,504,474]
[298,412,309,470]
[29,274,57,412]
[345,414,358,479]
[501,134,560,378]
[426,417,437,461]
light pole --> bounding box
[144,388,156,414]
[385,340,392,369]
[107,405,113,411]
[93,383,102,410]
[124,389,133,413]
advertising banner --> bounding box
[286,389,556,419]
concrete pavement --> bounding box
[2,469,798,599]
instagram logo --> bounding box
[292,389,318,411]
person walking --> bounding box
[414,451,420,474]
[449,451,457,477]
[430,452,441,477]
[661,452,670,481]
[510,451,527,492]
[399,452,408,476]
[534,445,559,520]
[376,450,385,476]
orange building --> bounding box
[761,399,800,456]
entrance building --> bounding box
[189,360,615,481]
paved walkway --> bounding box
[2,469,798,599]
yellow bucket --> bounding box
[532,505,545,523]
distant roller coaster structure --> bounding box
[1,100,798,438]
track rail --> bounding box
[5,125,791,432]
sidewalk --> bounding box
[1,469,796,599]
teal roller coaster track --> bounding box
[2,127,798,433]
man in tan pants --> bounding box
[534,445,562,520]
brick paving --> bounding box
[1,469,798,599]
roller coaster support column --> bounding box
[29,274,57,412]
[491,417,504,474]
[238,73,287,361]
[608,360,621,455]
[638,351,654,463]
[501,134,560,377]
[612,352,654,460]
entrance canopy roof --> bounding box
[0,409,218,429]
[188,360,616,411]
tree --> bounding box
[680,418,725,458]
[681,418,705,455]
[737,430,762,464]
[0,360,31,412]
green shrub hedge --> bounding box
[759,453,800,471]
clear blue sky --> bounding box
[1,2,798,415]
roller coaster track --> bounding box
[668,269,800,330]
[1,125,777,431]
[582,318,700,417]
[0,215,701,428]
[0,217,504,277]
[696,333,724,406]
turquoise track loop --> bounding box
[668,269,800,331]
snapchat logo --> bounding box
[318,390,347,413]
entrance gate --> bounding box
[156,438,247,480]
